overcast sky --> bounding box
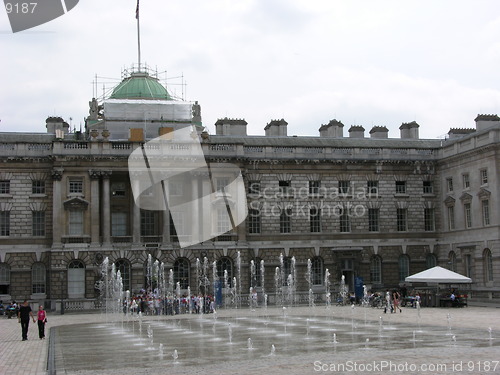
[1,0,500,139]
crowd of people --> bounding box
[123,292,217,315]
[0,300,23,318]
[366,286,423,311]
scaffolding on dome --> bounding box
[91,64,188,104]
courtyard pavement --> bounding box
[0,304,499,375]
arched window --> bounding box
[0,263,10,294]
[448,251,457,272]
[217,257,233,287]
[255,258,264,287]
[311,257,324,286]
[115,259,131,292]
[484,249,493,282]
[426,254,437,269]
[398,255,410,282]
[32,263,46,294]
[144,257,160,292]
[68,260,85,298]
[370,256,382,284]
[282,256,292,286]
[173,258,190,289]
[250,258,262,288]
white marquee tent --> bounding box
[405,266,472,284]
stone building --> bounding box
[0,68,498,311]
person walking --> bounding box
[393,290,402,313]
[37,305,47,339]
[18,300,35,341]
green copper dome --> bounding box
[110,71,172,100]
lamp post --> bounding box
[60,271,64,315]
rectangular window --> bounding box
[370,257,382,284]
[367,181,378,195]
[248,209,261,234]
[464,203,472,228]
[424,208,435,231]
[338,180,350,195]
[69,179,83,194]
[310,207,321,233]
[465,254,473,278]
[68,210,84,235]
[278,180,291,195]
[368,208,379,232]
[396,208,407,231]
[111,182,126,197]
[32,180,46,195]
[448,206,455,230]
[309,180,320,195]
[0,264,10,286]
[0,180,10,194]
[280,207,292,233]
[168,180,184,196]
[446,178,453,192]
[399,256,410,282]
[480,169,488,185]
[423,181,433,194]
[216,178,229,193]
[111,212,127,236]
[395,181,406,194]
[217,207,231,233]
[311,258,323,286]
[0,211,10,236]
[169,212,185,241]
[248,181,261,195]
[482,200,490,226]
[140,210,158,236]
[32,264,46,294]
[339,209,350,233]
[32,211,45,236]
[462,173,470,189]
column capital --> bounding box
[101,170,113,179]
[88,169,101,179]
[51,168,64,181]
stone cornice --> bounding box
[437,143,498,165]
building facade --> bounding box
[0,69,499,310]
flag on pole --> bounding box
[135,0,139,19]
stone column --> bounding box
[237,171,247,242]
[200,173,212,242]
[161,183,171,245]
[131,177,141,244]
[191,175,200,244]
[51,168,64,247]
[237,204,247,243]
[89,170,101,245]
[101,171,112,245]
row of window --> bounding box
[446,200,490,230]
[0,199,490,238]
[0,211,45,237]
[448,249,494,282]
[0,169,488,198]
[0,180,46,195]
[446,168,488,192]
[0,178,430,202]
[248,180,433,196]
[248,208,435,234]
[0,250,494,296]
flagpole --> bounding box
[136,0,141,72]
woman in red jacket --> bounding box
[36,305,47,339]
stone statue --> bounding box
[192,101,201,121]
[88,98,98,120]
